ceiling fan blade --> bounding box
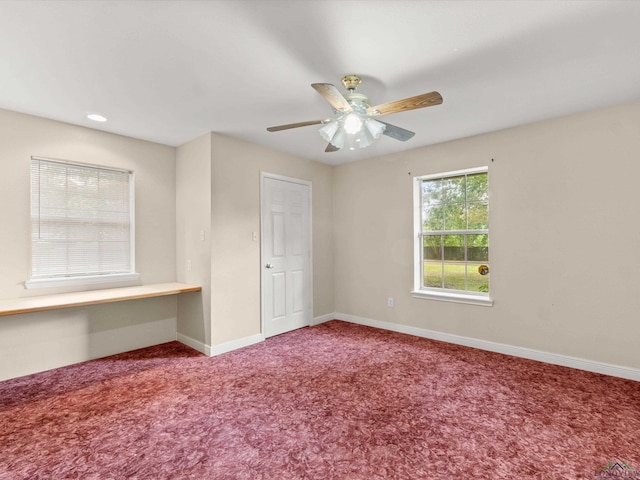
[267,119,326,132]
[378,121,415,142]
[311,83,353,112]
[325,143,340,153]
[367,91,443,117]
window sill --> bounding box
[411,290,493,307]
[25,273,140,290]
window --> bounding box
[413,167,491,306]
[27,157,138,288]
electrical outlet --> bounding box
[387,297,394,308]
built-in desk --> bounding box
[0,282,201,317]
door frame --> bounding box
[260,171,313,336]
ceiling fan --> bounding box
[267,75,442,153]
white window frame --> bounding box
[412,166,493,307]
[26,157,139,289]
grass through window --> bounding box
[424,262,489,293]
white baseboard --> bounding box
[335,313,640,382]
[177,332,265,357]
[176,333,211,356]
[209,333,265,356]
[311,313,335,326]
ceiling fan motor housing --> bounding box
[345,92,371,113]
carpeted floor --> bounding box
[1,320,639,479]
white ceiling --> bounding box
[1,0,639,165]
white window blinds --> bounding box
[30,157,135,283]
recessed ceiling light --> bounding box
[87,113,107,122]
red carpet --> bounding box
[1,320,639,479]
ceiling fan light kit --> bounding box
[319,112,387,151]
[267,74,442,153]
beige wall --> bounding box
[209,133,334,346]
[333,101,640,370]
[0,108,178,381]
[176,133,212,347]
[174,132,334,350]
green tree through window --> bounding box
[419,169,489,295]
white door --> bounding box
[261,174,312,338]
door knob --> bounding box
[265,263,274,269]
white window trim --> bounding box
[412,166,493,306]
[27,157,139,289]
[410,289,493,306]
